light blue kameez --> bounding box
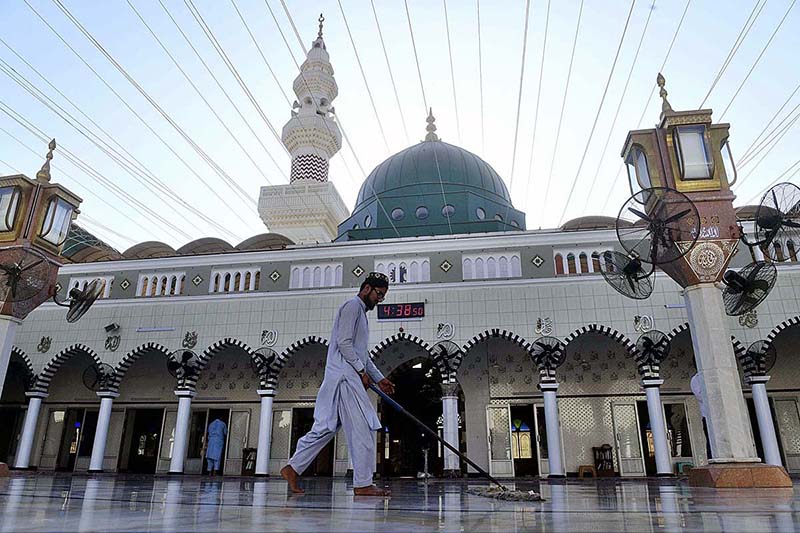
[288,296,385,487]
[205,418,227,471]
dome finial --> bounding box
[425,108,439,142]
[318,13,325,39]
[657,72,672,113]
[36,138,56,182]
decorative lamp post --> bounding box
[619,76,790,487]
[0,140,82,474]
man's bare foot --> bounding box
[280,465,304,494]
[353,485,391,497]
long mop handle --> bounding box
[369,383,508,491]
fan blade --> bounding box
[749,280,770,293]
[181,351,193,363]
[626,274,636,293]
[20,258,44,272]
[662,208,692,224]
[167,360,181,371]
[782,219,800,228]
[628,207,652,222]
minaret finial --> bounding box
[425,108,439,142]
[657,72,672,113]
[318,13,324,39]
[36,138,56,182]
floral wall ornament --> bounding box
[105,335,121,352]
[261,329,278,346]
[37,336,51,353]
[634,315,654,333]
[738,309,758,328]
[534,317,553,336]
[436,323,454,339]
[182,331,198,349]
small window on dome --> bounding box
[442,205,455,218]
[476,207,486,220]
[352,223,359,230]
[415,206,429,220]
[364,214,372,227]
[495,214,503,222]
[511,220,519,228]
[391,208,405,221]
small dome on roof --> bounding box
[123,241,176,259]
[236,233,294,251]
[561,216,627,231]
[735,205,760,221]
[62,224,123,263]
[177,238,234,255]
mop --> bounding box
[370,383,544,501]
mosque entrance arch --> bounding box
[377,356,464,478]
[0,350,32,464]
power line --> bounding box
[739,102,800,168]
[744,157,800,205]
[279,0,307,55]
[600,0,691,214]
[558,0,637,226]
[336,0,391,154]
[442,0,461,145]
[370,0,410,146]
[699,0,767,108]
[738,82,800,164]
[261,0,301,67]
[719,0,797,120]
[736,110,800,189]
[581,0,656,215]
[541,0,584,224]
[477,0,485,154]
[507,0,532,191]
[404,0,428,112]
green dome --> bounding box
[337,140,525,241]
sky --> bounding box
[0,0,797,251]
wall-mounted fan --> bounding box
[81,362,115,392]
[635,330,671,367]
[53,278,105,322]
[0,246,53,302]
[744,340,778,376]
[431,340,461,375]
[251,347,279,379]
[530,336,566,372]
[721,261,777,316]
[166,349,199,383]
[753,182,800,261]
[616,187,700,265]
[598,251,654,300]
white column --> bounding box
[14,391,47,469]
[540,382,565,477]
[249,270,257,291]
[642,379,673,475]
[683,284,758,462]
[441,383,460,474]
[89,391,119,472]
[747,376,782,467]
[168,390,195,474]
[255,389,275,476]
[0,315,21,400]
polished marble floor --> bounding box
[0,473,798,532]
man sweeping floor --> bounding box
[281,272,396,496]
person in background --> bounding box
[205,417,228,476]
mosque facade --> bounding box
[1,22,799,481]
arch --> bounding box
[32,343,103,393]
[563,324,636,355]
[370,332,432,358]
[766,316,800,347]
[197,338,258,372]
[273,336,330,389]
[579,252,588,273]
[554,254,564,275]
[9,346,35,388]
[667,322,750,373]
[462,328,532,355]
[112,342,172,390]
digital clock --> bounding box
[377,302,425,320]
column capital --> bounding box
[25,391,48,399]
[174,390,196,398]
[539,382,559,392]
[0,314,23,325]
[441,382,459,397]
[257,388,276,397]
[96,391,119,399]
[642,378,665,388]
[746,375,770,385]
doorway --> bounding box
[55,408,98,472]
[378,357,446,477]
[509,405,538,477]
[611,401,646,476]
[290,408,333,476]
[0,407,24,464]
[187,408,231,475]
[119,409,164,474]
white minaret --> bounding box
[258,15,349,244]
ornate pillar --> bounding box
[89,391,119,472]
[441,382,460,476]
[14,391,47,469]
[255,388,275,476]
[168,390,195,474]
[642,379,673,475]
[540,382,565,477]
[747,376,782,467]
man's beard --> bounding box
[361,294,375,311]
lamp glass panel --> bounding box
[635,148,651,188]
[40,197,73,245]
[674,125,712,180]
[721,139,737,184]
[0,186,20,231]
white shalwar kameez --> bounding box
[288,296,385,488]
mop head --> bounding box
[466,486,544,501]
